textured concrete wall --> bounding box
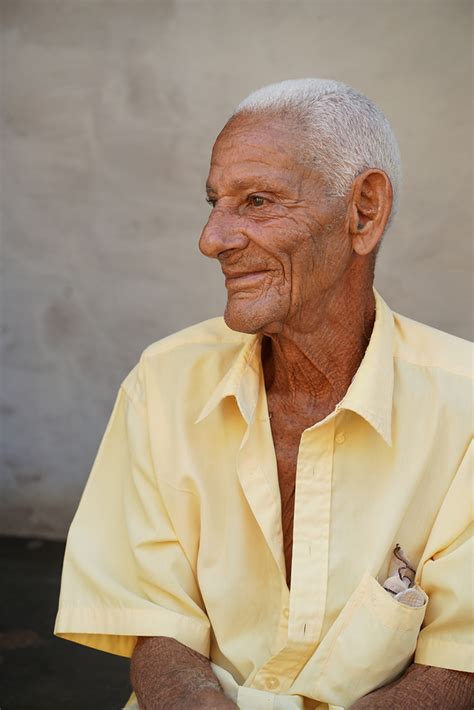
[1,0,472,539]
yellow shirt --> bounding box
[55,291,473,710]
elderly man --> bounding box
[55,79,473,709]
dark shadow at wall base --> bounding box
[0,537,131,710]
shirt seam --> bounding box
[393,355,472,380]
[57,604,207,622]
[120,379,142,404]
[417,637,473,649]
[141,332,250,360]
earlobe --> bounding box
[352,229,378,256]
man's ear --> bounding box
[348,169,393,255]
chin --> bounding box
[223,299,282,335]
[223,308,261,334]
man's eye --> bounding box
[249,195,266,207]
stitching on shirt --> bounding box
[121,375,143,405]
[141,328,251,360]
[57,605,209,630]
[393,355,472,380]
[417,637,471,650]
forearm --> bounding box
[130,636,237,710]
[349,662,474,709]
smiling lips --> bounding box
[223,270,268,289]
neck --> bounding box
[263,273,376,419]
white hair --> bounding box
[234,78,401,225]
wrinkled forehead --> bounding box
[212,111,303,162]
[207,112,313,190]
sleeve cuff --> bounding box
[54,605,210,658]
[415,637,474,673]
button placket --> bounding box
[251,419,337,693]
[289,419,335,647]
[250,642,313,693]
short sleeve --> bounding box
[54,366,210,658]
[415,439,473,673]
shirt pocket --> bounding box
[309,572,428,708]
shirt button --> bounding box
[282,607,289,619]
[265,676,280,690]
[335,432,345,444]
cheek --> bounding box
[269,224,322,283]
[279,226,349,293]
[243,208,347,292]
[249,217,309,269]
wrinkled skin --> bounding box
[200,112,365,338]
[131,113,473,709]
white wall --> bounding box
[1,0,472,538]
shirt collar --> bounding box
[196,289,394,445]
[195,333,261,425]
[336,289,394,446]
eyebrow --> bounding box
[205,177,290,196]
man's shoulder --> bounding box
[121,317,250,399]
[141,316,248,359]
[393,311,472,380]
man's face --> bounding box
[199,113,353,335]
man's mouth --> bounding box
[223,270,268,289]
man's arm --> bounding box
[349,663,474,709]
[130,636,237,710]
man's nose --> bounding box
[199,209,249,259]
